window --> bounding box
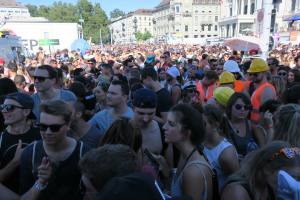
[194,35,198,38]
[184,35,188,38]
[201,35,205,38]
[149,22,151,26]
[185,25,188,32]
[176,6,180,13]
[215,25,218,31]
[215,16,218,22]
[207,35,211,37]
[230,7,232,16]
[176,29,179,32]
[208,25,212,31]
[195,10,198,13]
[201,25,205,31]
[202,11,205,13]
[144,17,146,20]
[195,16,198,22]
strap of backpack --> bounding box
[0,131,4,149]
[79,141,83,159]
[31,141,37,175]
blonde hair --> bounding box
[274,104,300,146]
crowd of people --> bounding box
[0,43,299,200]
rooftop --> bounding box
[0,0,26,8]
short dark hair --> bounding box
[111,80,129,96]
[37,65,58,79]
[204,70,218,80]
[294,55,300,63]
[171,104,206,146]
[79,144,138,192]
[40,100,73,123]
[141,67,158,81]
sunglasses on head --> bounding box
[234,104,252,111]
[270,147,300,161]
[33,76,49,82]
[0,104,24,112]
[38,123,65,132]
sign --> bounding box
[38,39,60,46]
[290,31,298,41]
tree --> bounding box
[134,31,152,41]
[110,9,125,19]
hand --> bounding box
[150,153,170,177]
[37,157,52,185]
[11,140,24,165]
[263,110,273,127]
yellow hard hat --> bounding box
[219,71,236,85]
[247,58,269,73]
[213,87,235,107]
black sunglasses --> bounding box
[0,104,24,112]
[234,104,252,111]
[33,76,49,82]
[249,73,259,77]
[38,123,65,132]
[278,72,287,76]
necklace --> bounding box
[176,148,197,178]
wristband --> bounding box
[34,181,48,191]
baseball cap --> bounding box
[5,92,36,119]
[145,55,155,64]
[182,81,196,90]
[167,66,180,78]
[132,88,157,109]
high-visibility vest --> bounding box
[250,82,276,123]
[196,80,215,103]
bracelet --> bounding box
[34,181,48,191]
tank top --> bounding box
[171,160,212,200]
[203,138,233,190]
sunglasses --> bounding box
[270,147,300,161]
[234,104,252,111]
[38,123,65,132]
[160,57,165,59]
[0,104,24,112]
[278,72,287,76]
[33,76,49,82]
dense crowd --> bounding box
[0,43,299,200]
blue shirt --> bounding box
[88,107,134,135]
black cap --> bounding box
[5,92,36,119]
[132,88,157,109]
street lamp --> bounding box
[79,16,84,39]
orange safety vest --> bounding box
[196,80,215,103]
[250,82,276,123]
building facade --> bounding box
[0,0,30,19]
[153,0,221,42]
[109,9,153,43]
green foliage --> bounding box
[26,0,109,44]
[110,9,125,19]
[135,31,152,41]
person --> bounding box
[131,88,164,155]
[222,141,300,200]
[32,65,77,121]
[141,67,172,124]
[93,81,109,113]
[294,55,300,70]
[196,70,218,103]
[14,75,29,94]
[166,66,182,105]
[224,93,262,161]
[0,92,40,193]
[273,104,300,147]
[4,61,18,81]
[282,85,300,104]
[247,59,276,123]
[203,104,239,191]
[20,100,89,200]
[70,101,103,149]
[163,104,213,200]
[180,81,201,104]
[89,80,134,135]
[97,63,112,84]
[99,117,142,153]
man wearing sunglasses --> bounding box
[0,92,40,193]
[20,100,89,200]
[32,65,77,122]
[247,58,276,124]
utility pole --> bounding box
[260,0,273,59]
[99,28,103,47]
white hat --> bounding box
[224,60,240,73]
[167,66,180,78]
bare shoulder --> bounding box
[221,183,251,200]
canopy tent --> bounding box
[71,39,90,54]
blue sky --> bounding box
[20,0,161,16]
